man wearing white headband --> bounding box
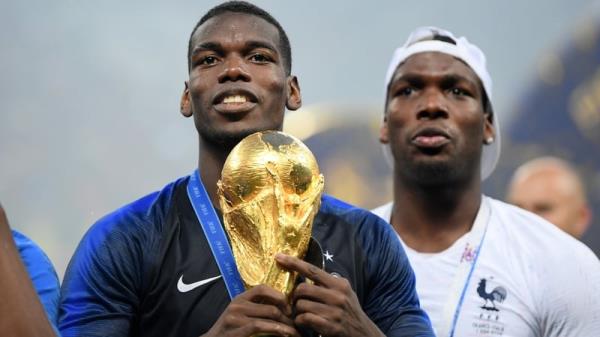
[372,26,600,337]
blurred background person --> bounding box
[506,156,592,238]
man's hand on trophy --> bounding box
[275,254,386,337]
[201,284,301,337]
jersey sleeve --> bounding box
[538,239,600,336]
[13,230,61,327]
[58,209,155,337]
[356,212,435,337]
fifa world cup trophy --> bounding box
[217,131,325,298]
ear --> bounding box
[483,112,495,144]
[575,205,592,237]
[180,81,192,118]
[285,76,302,111]
[379,115,390,144]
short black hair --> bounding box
[187,1,292,75]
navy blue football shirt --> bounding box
[58,176,433,337]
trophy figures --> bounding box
[218,131,324,297]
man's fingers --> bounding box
[215,285,300,337]
[294,298,342,319]
[229,301,294,326]
[237,319,302,337]
[275,253,330,286]
[237,284,292,316]
[291,282,339,306]
[295,311,340,336]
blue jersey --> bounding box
[59,176,433,337]
[13,230,60,327]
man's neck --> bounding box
[390,178,482,253]
[197,140,233,209]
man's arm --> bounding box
[0,204,57,337]
[58,213,146,337]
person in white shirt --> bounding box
[372,26,600,337]
[506,156,592,239]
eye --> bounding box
[397,87,415,96]
[450,87,469,96]
[249,53,271,63]
[200,56,218,66]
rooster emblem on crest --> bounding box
[477,278,507,311]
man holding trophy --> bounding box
[58,2,434,336]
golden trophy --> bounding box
[217,131,325,297]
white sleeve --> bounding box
[538,240,600,337]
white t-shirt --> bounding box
[372,196,600,337]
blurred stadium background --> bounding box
[1,0,599,278]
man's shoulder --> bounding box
[487,196,578,242]
[11,230,60,325]
[318,195,390,230]
[78,176,188,253]
[12,230,44,257]
[12,229,54,265]
[11,230,58,279]
[93,177,187,233]
[485,198,600,332]
[316,195,402,256]
[486,196,598,263]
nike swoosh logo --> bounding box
[177,275,222,293]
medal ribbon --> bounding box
[439,198,491,337]
[187,170,245,299]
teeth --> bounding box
[223,95,248,104]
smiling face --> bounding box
[380,52,494,186]
[181,12,301,149]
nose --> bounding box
[217,55,251,83]
[416,89,448,120]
